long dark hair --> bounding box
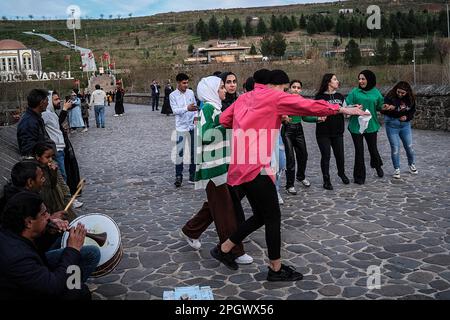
[386,81,416,106]
[316,73,335,98]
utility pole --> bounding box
[413,49,416,86]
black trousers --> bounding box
[229,174,281,260]
[316,135,345,179]
[152,94,160,110]
[351,132,383,183]
[281,122,308,188]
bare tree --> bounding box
[435,38,450,64]
[109,14,113,19]
[28,15,33,20]
[100,14,104,19]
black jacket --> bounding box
[314,93,345,137]
[151,84,161,96]
[17,108,50,157]
[0,227,89,300]
[381,96,416,121]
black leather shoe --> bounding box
[354,179,365,185]
[376,167,384,178]
[339,174,350,184]
[323,180,333,190]
[210,245,238,270]
[174,176,182,188]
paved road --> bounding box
[71,103,450,300]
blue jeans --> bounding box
[45,246,101,282]
[272,134,286,192]
[55,150,67,182]
[175,130,196,180]
[94,105,105,128]
[385,116,416,170]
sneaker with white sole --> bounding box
[409,164,418,174]
[301,179,311,187]
[235,253,253,265]
[72,199,83,209]
[180,230,201,250]
[277,192,284,205]
[113,114,119,117]
[286,186,297,195]
[393,168,401,179]
[82,128,88,132]
[297,178,311,187]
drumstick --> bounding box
[64,178,86,212]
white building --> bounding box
[0,39,42,75]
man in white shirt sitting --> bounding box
[90,84,107,128]
[169,73,198,187]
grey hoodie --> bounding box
[41,91,66,152]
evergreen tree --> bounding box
[196,18,209,41]
[271,15,279,32]
[219,16,232,39]
[344,39,361,67]
[291,15,298,29]
[231,18,244,38]
[272,33,287,57]
[324,16,334,31]
[422,37,437,62]
[283,15,293,32]
[188,44,194,54]
[256,18,267,35]
[208,15,220,39]
[260,35,273,56]
[250,43,257,55]
[299,14,306,29]
[333,38,341,48]
[388,39,401,64]
[245,20,253,37]
[135,36,139,46]
[375,37,388,65]
[306,20,318,34]
[403,40,414,63]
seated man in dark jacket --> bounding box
[0,192,99,300]
[17,89,53,158]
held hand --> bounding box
[48,218,69,234]
[187,103,197,112]
[63,101,72,111]
[67,223,87,251]
[281,115,291,123]
[317,116,327,122]
[340,106,370,116]
[399,116,407,121]
[48,161,58,171]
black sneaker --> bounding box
[267,264,303,282]
[210,245,238,271]
[174,177,182,188]
[376,167,384,178]
[339,174,350,184]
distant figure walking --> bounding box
[161,80,174,116]
[68,89,85,131]
[90,84,107,127]
[114,84,125,116]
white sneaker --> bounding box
[113,114,119,117]
[82,128,88,132]
[119,113,124,116]
[286,187,297,195]
[393,168,401,179]
[300,179,311,187]
[72,199,83,209]
[277,192,284,205]
[180,230,201,250]
[235,253,253,265]
[409,164,418,174]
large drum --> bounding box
[61,213,123,277]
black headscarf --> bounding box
[359,70,377,91]
[219,72,238,112]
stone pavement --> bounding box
[71,103,450,300]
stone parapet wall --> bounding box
[125,85,450,131]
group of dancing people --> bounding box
[173,68,418,281]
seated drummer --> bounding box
[0,191,100,300]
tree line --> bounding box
[193,9,449,41]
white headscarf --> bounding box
[196,76,222,111]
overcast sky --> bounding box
[2,0,335,19]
